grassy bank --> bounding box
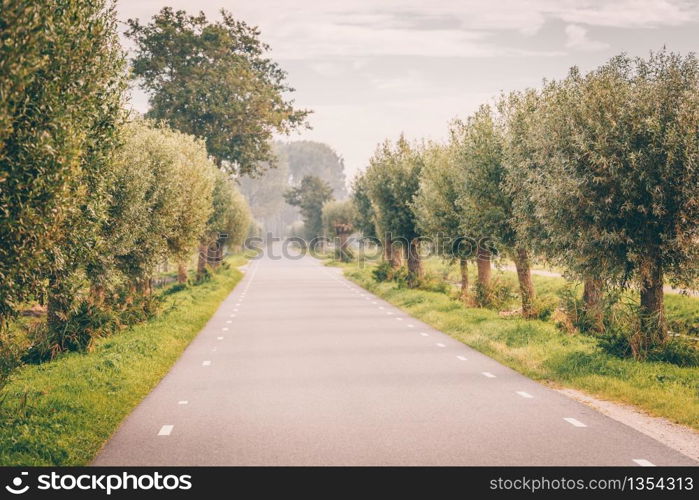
[0,256,247,466]
[333,259,699,430]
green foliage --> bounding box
[519,50,699,338]
[284,175,334,240]
[126,8,310,176]
[0,0,126,326]
[413,142,467,256]
[350,173,378,239]
[472,278,517,311]
[372,261,394,282]
[364,136,423,243]
[322,200,355,236]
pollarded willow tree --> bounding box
[451,104,537,315]
[413,142,474,303]
[108,121,193,295]
[527,50,699,345]
[322,200,356,261]
[198,169,252,278]
[350,172,378,241]
[0,0,126,331]
[364,136,424,285]
[126,8,310,177]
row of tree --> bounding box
[1,3,310,360]
[351,50,698,346]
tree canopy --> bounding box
[126,7,310,176]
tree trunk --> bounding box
[583,277,604,332]
[46,277,64,337]
[476,247,491,288]
[338,232,350,262]
[640,258,667,342]
[384,234,402,269]
[177,261,188,283]
[197,241,208,280]
[459,258,470,304]
[513,247,536,318]
[406,238,423,287]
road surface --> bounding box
[94,249,696,466]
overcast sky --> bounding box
[117,0,699,182]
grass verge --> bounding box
[334,260,699,431]
[0,256,247,465]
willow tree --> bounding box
[322,200,356,262]
[364,136,424,284]
[166,132,215,283]
[0,0,126,332]
[529,50,699,344]
[451,105,537,314]
[109,121,186,295]
[351,172,378,241]
[413,142,473,302]
[198,170,252,278]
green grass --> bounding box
[333,259,699,430]
[0,256,247,466]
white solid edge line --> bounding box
[516,391,534,399]
[202,360,211,366]
[633,459,655,467]
[482,372,496,378]
[158,425,174,436]
[563,417,587,427]
[456,355,467,361]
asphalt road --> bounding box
[94,249,697,466]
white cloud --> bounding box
[564,24,609,51]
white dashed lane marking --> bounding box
[420,333,429,337]
[563,418,587,428]
[202,360,212,367]
[456,355,467,361]
[516,391,533,399]
[633,459,655,467]
[217,336,223,340]
[158,425,173,436]
[436,343,446,348]
[481,372,496,378]
[178,401,188,405]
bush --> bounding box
[0,329,29,391]
[372,261,394,282]
[597,300,699,366]
[473,278,516,310]
[417,274,451,294]
[532,295,558,321]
